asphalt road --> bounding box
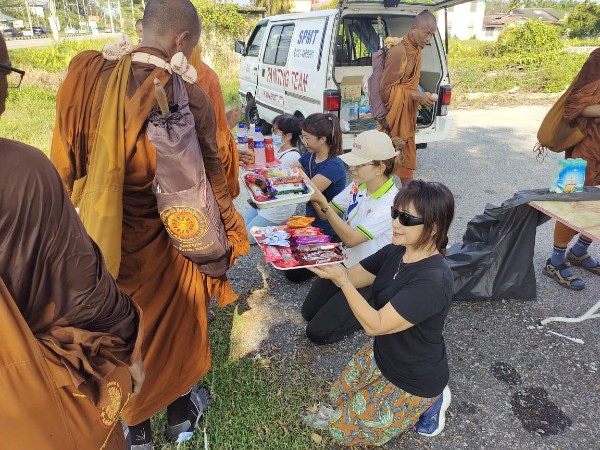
[5,33,113,50]
[228,104,600,449]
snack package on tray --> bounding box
[252,225,345,269]
[262,167,305,185]
[243,173,269,202]
[267,182,307,197]
[296,248,345,266]
[252,226,290,247]
[287,216,315,228]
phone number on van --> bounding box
[266,67,309,92]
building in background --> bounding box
[436,0,486,41]
[481,7,566,41]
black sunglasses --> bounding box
[390,207,424,226]
[0,63,25,88]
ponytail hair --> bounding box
[302,113,343,158]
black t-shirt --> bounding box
[360,244,453,398]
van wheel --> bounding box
[244,98,272,135]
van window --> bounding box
[337,17,387,66]
[263,24,295,66]
[247,23,267,57]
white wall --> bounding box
[437,0,486,40]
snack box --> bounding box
[241,168,314,209]
[250,226,346,270]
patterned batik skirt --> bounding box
[328,342,435,446]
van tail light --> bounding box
[323,89,340,112]
[438,85,451,116]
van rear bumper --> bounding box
[341,116,453,150]
[415,116,453,144]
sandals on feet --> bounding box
[566,250,600,275]
[543,259,585,290]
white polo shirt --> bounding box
[331,177,398,268]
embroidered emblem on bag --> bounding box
[99,380,122,428]
[160,206,213,251]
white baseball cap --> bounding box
[338,129,398,167]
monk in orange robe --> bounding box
[543,48,600,290]
[0,35,143,450]
[51,0,249,447]
[190,45,241,198]
[380,11,438,186]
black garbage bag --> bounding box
[446,188,600,301]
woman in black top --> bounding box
[306,180,455,446]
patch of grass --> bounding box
[10,38,113,73]
[222,80,240,109]
[448,37,591,100]
[0,86,56,155]
[149,303,329,449]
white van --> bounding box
[235,0,464,149]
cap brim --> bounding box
[338,152,373,166]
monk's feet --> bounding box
[166,386,211,443]
[128,419,153,450]
[566,249,600,276]
[543,259,585,290]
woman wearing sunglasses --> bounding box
[305,180,455,446]
[301,129,399,345]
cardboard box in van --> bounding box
[340,75,364,101]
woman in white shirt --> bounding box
[243,114,302,244]
[302,130,400,344]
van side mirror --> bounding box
[234,41,247,56]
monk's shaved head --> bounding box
[414,10,436,28]
[143,0,200,41]
[410,10,437,49]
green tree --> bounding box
[494,19,563,56]
[566,0,600,38]
[254,0,294,16]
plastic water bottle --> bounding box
[237,123,247,148]
[253,126,266,167]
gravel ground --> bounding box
[227,104,600,449]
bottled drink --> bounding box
[237,123,247,148]
[253,126,266,167]
[264,136,275,163]
[247,123,255,153]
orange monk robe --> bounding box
[554,48,600,244]
[380,36,422,179]
[0,140,142,449]
[190,45,240,198]
[51,48,250,426]
[564,47,600,185]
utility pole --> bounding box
[107,0,115,34]
[22,0,34,36]
[116,0,124,31]
[47,0,59,40]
